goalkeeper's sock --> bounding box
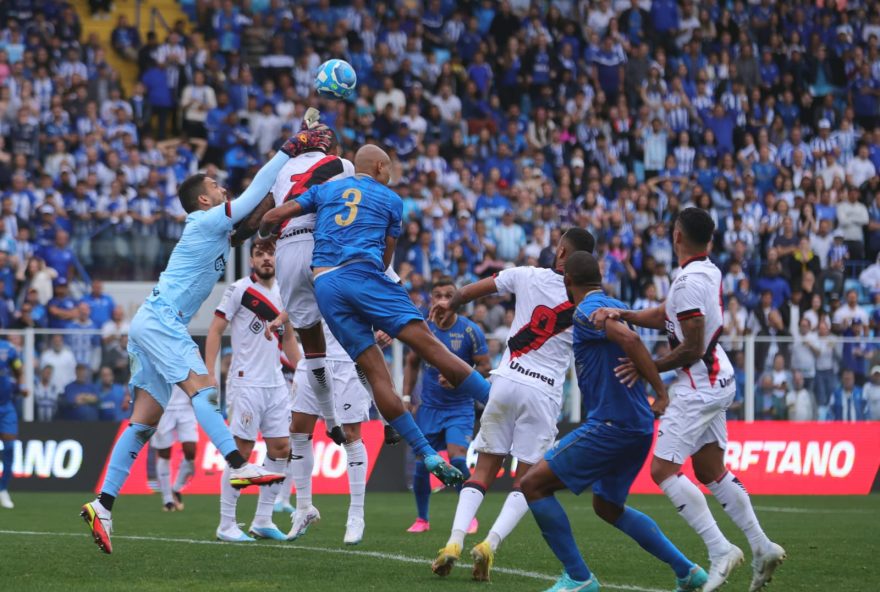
[101,422,156,498]
[191,388,238,460]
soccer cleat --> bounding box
[216,524,255,542]
[80,500,113,554]
[406,518,430,533]
[228,463,285,490]
[327,426,346,446]
[163,501,177,512]
[249,522,288,541]
[749,542,786,592]
[274,501,295,514]
[424,454,464,488]
[344,516,365,545]
[467,517,479,534]
[287,505,321,540]
[172,491,185,511]
[543,572,600,592]
[676,565,709,591]
[431,542,461,577]
[0,489,13,509]
[705,544,744,592]
[470,540,494,582]
[384,424,402,445]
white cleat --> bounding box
[228,463,285,490]
[0,489,13,509]
[704,544,745,592]
[287,506,320,540]
[215,524,256,542]
[344,517,365,545]
[749,542,786,591]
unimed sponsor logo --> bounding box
[724,440,856,478]
[1,439,84,479]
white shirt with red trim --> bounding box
[664,255,734,392]
[490,266,574,402]
[270,151,355,243]
[215,275,286,387]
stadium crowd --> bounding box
[1,0,880,422]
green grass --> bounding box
[0,491,877,591]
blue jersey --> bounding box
[0,340,20,405]
[573,292,654,433]
[297,174,403,271]
[421,316,488,408]
[147,204,232,324]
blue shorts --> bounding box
[128,299,208,409]
[416,405,474,451]
[0,402,17,436]
[314,262,424,361]
[545,420,652,507]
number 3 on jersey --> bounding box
[335,188,361,227]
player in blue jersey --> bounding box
[80,126,334,554]
[403,276,490,533]
[0,339,25,509]
[258,144,491,487]
[519,252,708,592]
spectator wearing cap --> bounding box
[47,277,77,329]
[57,363,100,421]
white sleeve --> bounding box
[493,267,525,296]
[670,275,708,322]
[215,282,240,320]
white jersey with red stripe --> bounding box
[664,255,734,392]
[215,275,286,388]
[270,151,355,243]
[490,266,573,403]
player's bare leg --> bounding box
[172,441,197,510]
[691,444,786,592]
[342,422,367,544]
[287,411,322,540]
[82,388,164,554]
[296,324,345,445]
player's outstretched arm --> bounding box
[228,152,290,225]
[604,320,669,414]
[592,304,666,330]
[204,314,229,378]
[257,197,307,240]
[231,193,275,247]
[431,277,498,326]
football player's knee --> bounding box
[592,495,623,524]
[268,443,290,461]
[693,465,723,485]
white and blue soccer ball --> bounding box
[315,59,357,99]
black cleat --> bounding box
[327,425,347,445]
[384,425,402,446]
[163,501,177,512]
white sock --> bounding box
[660,474,731,558]
[254,457,288,525]
[156,456,173,505]
[219,466,240,529]
[173,458,195,492]
[448,483,485,547]
[291,433,314,510]
[486,490,528,552]
[276,455,294,506]
[707,471,772,554]
[304,357,339,430]
[345,439,367,520]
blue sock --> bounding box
[459,370,490,405]
[529,496,592,582]
[413,461,431,520]
[0,441,14,490]
[614,506,694,579]
[191,387,237,458]
[450,456,470,492]
[389,412,436,458]
[101,423,155,497]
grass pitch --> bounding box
[0,491,876,591]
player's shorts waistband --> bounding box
[313,258,375,281]
[278,227,314,241]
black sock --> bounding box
[225,450,247,469]
[99,492,116,511]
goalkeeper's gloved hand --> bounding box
[280,124,333,157]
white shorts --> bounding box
[292,360,371,425]
[653,384,736,465]
[152,407,198,449]
[472,375,560,465]
[227,383,292,441]
[276,238,321,329]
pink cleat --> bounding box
[406,518,430,533]
[467,517,479,535]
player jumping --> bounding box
[520,251,708,592]
[0,338,24,509]
[152,385,198,512]
[257,144,491,488]
[403,275,490,534]
[591,207,786,592]
[206,242,301,542]
[80,127,331,554]
[431,228,595,581]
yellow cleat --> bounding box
[432,543,462,577]
[471,540,495,582]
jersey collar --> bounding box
[680,253,708,269]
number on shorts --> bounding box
[335,188,362,227]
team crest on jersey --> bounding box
[249,318,264,334]
[449,334,463,351]
[214,254,226,273]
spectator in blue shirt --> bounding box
[47,278,78,329]
[96,366,129,421]
[827,370,870,421]
[40,229,76,283]
[57,364,100,421]
[81,280,114,328]
[140,59,173,139]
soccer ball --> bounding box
[315,59,357,99]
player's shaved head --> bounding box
[564,251,602,288]
[354,144,393,185]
